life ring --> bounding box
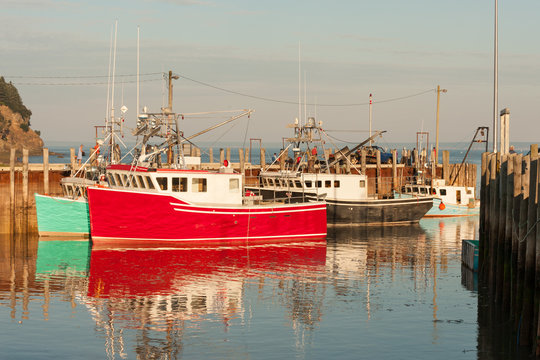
[439,202,446,211]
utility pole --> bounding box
[369,93,373,146]
[167,70,179,113]
[435,85,447,164]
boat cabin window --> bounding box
[334,180,340,188]
[136,175,145,189]
[359,180,366,188]
[129,175,138,188]
[145,176,155,190]
[172,177,187,192]
[289,180,294,188]
[456,190,462,203]
[420,187,427,194]
[122,174,129,187]
[467,189,472,195]
[439,189,447,196]
[192,178,207,192]
[413,186,419,193]
[316,180,322,188]
[268,178,274,186]
[295,180,302,188]
[114,174,122,187]
[107,174,116,186]
[156,177,168,191]
[64,185,73,197]
[432,188,437,195]
[305,180,312,188]
[229,178,239,191]
[325,180,332,188]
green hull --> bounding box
[35,194,90,237]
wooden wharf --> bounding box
[479,145,540,356]
[1,146,476,235]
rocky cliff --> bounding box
[0,77,43,155]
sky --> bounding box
[1,0,539,148]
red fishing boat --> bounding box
[87,164,327,244]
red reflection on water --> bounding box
[88,239,327,299]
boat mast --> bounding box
[110,20,118,163]
[137,25,140,123]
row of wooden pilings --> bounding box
[479,144,540,355]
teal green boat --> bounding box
[35,193,90,237]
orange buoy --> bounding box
[439,202,446,211]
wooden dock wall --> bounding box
[479,145,540,355]
[1,147,476,234]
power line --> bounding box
[176,73,435,107]
[5,70,436,107]
[5,72,162,79]
[11,78,162,86]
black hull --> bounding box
[325,198,433,225]
[248,188,433,225]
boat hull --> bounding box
[325,197,434,225]
[423,197,479,217]
[394,192,479,217]
[35,194,90,237]
[87,187,327,244]
[249,188,433,225]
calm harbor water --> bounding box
[1,216,523,359]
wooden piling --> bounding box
[488,153,499,292]
[479,152,488,277]
[239,148,245,174]
[209,148,213,163]
[521,146,538,346]
[260,148,266,167]
[226,148,231,162]
[43,148,49,195]
[22,149,29,233]
[10,148,15,233]
[495,156,508,307]
[516,155,530,330]
[392,150,397,190]
[220,149,224,165]
[376,150,381,197]
[512,154,523,324]
[502,154,514,317]
[70,148,75,175]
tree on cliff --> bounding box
[0,76,32,120]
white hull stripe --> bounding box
[91,232,327,242]
[171,206,326,215]
[323,200,433,207]
[168,201,326,210]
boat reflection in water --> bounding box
[83,238,327,358]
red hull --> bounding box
[87,187,327,243]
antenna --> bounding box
[110,20,118,163]
[304,71,307,126]
[137,25,140,119]
[298,42,302,128]
[105,25,113,125]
